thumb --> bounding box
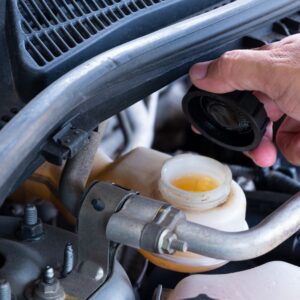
[190,49,275,97]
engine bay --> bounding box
[1,1,300,299]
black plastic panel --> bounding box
[18,0,168,66]
[6,0,228,102]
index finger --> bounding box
[190,49,276,98]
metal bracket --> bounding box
[77,182,137,288]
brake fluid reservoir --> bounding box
[95,148,247,272]
[140,153,248,273]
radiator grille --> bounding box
[18,0,165,66]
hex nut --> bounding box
[34,279,64,300]
[160,232,177,255]
[17,219,44,241]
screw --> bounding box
[91,199,105,211]
[43,266,55,285]
[159,231,188,254]
[61,242,74,277]
[170,239,188,252]
[24,204,38,225]
[0,280,11,300]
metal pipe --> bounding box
[104,182,300,261]
[175,192,300,261]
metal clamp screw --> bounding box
[158,230,188,254]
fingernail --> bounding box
[243,151,251,158]
[190,62,210,80]
[244,151,257,164]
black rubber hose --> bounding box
[230,165,300,194]
[229,165,256,178]
[260,171,300,194]
[0,0,298,206]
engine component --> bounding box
[32,266,64,300]
[0,280,12,300]
[168,261,300,300]
[99,148,248,272]
[182,87,269,151]
[61,242,74,278]
[1,1,300,299]
[0,214,135,299]
[0,0,300,204]
[143,153,248,272]
[16,204,44,241]
[59,130,103,217]
[94,181,300,261]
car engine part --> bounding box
[1,0,300,299]
[1,0,300,200]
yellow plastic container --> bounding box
[96,148,248,273]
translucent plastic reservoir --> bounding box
[95,148,248,273]
[143,153,248,273]
[168,261,300,300]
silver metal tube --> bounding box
[175,192,300,261]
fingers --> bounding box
[253,91,284,122]
[190,49,275,97]
[276,117,300,166]
[192,121,277,168]
[245,122,277,167]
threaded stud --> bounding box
[43,266,55,284]
[0,279,11,300]
[24,204,38,225]
[61,242,74,277]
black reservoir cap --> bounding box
[182,86,269,152]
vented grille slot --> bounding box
[201,0,236,14]
[18,0,238,66]
[18,0,167,66]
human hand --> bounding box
[189,34,300,167]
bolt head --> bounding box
[78,261,104,281]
